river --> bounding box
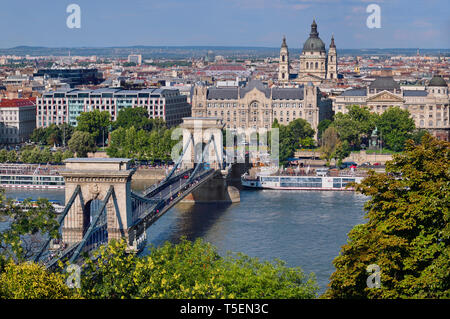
[3,187,367,295]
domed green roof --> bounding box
[429,75,447,87]
[302,20,326,52]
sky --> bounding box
[0,0,449,49]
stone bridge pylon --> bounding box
[59,158,135,246]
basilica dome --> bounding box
[429,75,447,87]
[302,20,326,53]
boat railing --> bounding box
[248,168,369,178]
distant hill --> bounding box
[0,46,448,59]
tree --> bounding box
[0,149,8,162]
[30,124,74,147]
[334,105,378,149]
[80,238,318,299]
[0,261,77,299]
[0,189,59,267]
[113,107,152,131]
[334,140,351,166]
[6,150,18,163]
[76,110,111,145]
[324,134,449,298]
[52,151,63,164]
[62,150,74,161]
[376,106,415,152]
[411,129,428,145]
[317,119,332,140]
[320,126,340,165]
[274,119,315,165]
[68,131,97,158]
[107,126,178,162]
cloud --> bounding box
[351,6,365,13]
[412,19,432,28]
[292,4,311,10]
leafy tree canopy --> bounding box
[0,189,59,268]
[324,134,450,298]
[76,110,111,144]
[80,238,318,299]
[68,131,97,158]
[113,107,153,131]
[0,261,77,299]
[334,105,378,149]
[376,106,416,152]
[273,118,315,165]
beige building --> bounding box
[278,20,338,85]
[0,98,36,144]
[191,79,332,134]
[278,36,290,84]
[333,75,450,141]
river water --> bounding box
[3,187,367,295]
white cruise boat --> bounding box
[241,167,365,191]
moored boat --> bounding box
[241,168,365,191]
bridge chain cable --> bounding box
[68,186,115,264]
[33,185,82,263]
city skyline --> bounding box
[0,0,449,49]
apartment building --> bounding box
[0,98,36,144]
[36,88,191,128]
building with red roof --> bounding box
[0,98,36,145]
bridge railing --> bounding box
[127,167,215,246]
[141,167,193,198]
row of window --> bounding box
[204,102,304,108]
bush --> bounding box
[0,261,78,299]
[80,239,318,299]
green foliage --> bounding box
[68,131,97,158]
[320,126,340,164]
[0,149,8,162]
[334,140,351,166]
[324,134,450,298]
[0,261,77,299]
[6,150,18,163]
[113,107,155,131]
[273,118,315,165]
[30,124,74,146]
[80,238,318,299]
[411,129,428,145]
[376,106,415,152]
[317,119,332,140]
[76,110,111,144]
[0,189,60,265]
[334,105,378,149]
[107,126,178,162]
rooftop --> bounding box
[0,98,35,108]
[341,88,367,97]
[369,76,400,90]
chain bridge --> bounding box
[33,118,244,269]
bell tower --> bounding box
[278,36,290,84]
[326,35,337,80]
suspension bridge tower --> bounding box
[59,158,135,245]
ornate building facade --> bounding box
[278,19,337,85]
[191,79,331,134]
[333,75,450,141]
[278,36,290,84]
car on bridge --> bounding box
[339,161,358,169]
